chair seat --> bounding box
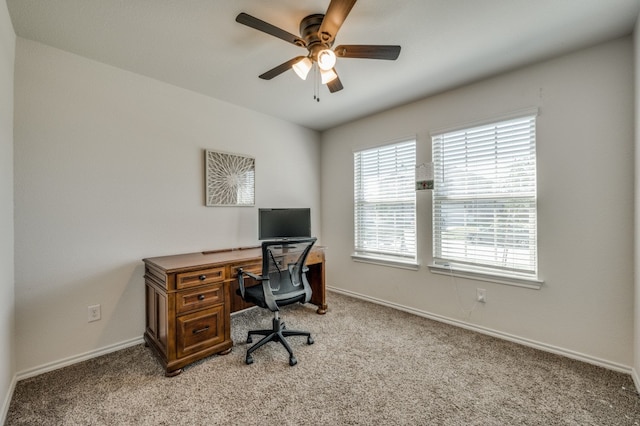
[238,285,307,310]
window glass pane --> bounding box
[354,140,417,260]
[432,115,537,277]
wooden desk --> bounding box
[142,245,326,376]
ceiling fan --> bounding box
[235,0,401,96]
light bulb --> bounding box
[317,49,336,71]
[292,57,312,80]
[320,68,338,84]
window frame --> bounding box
[429,109,542,287]
[352,138,418,270]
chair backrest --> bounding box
[260,237,317,307]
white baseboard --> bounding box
[632,368,640,394]
[328,286,633,375]
[15,336,145,381]
[0,374,18,426]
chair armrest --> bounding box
[237,268,264,299]
[242,271,262,281]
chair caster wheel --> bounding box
[289,357,297,366]
[247,335,253,344]
[246,355,254,365]
[307,336,314,345]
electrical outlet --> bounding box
[476,288,487,303]
[88,304,101,322]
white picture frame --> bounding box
[205,150,255,206]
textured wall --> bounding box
[322,37,635,369]
[634,12,640,388]
[13,38,320,373]
[0,0,15,420]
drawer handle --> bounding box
[193,326,210,334]
[197,294,205,301]
[198,275,206,281]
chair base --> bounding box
[246,314,314,366]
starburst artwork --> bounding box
[205,150,255,206]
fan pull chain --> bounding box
[313,64,320,102]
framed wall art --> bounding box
[205,149,255,206]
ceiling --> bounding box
[6,0,640,131]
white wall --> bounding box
[13,38,321,373]
[634,12,640,387]
[0,0,15,419]
[322,37,635,369]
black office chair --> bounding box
[237,237,317,366]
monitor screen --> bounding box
[258,208,311,240]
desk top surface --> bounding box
[143,245,325,273]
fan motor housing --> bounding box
[300,14,333,58]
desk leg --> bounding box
[307,262,327,314]
[165,368,182,377]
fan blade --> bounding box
[259,56,306,80]
[236,13,305,47]
[318,0,357,43]
[334,45,401,60]
[327,70,344,93]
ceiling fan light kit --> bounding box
[236,0,401,100]
[320,68,338,84]
[317,49,337,71]
[293,57,313,80]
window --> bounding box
[432,112,538,281]
[353,139,417,267]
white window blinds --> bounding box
[432,114,537,278]
[354,140,417,262]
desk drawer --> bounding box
[176,305,226,358]
[280,250,323,267]
[231,262,262,278]
[176,283,225,314]
[177,267,225,290]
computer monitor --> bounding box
[258,208,311,241]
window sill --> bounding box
[428,263,543,289]
[351,253,419,270]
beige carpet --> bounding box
[6,291,640,425]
